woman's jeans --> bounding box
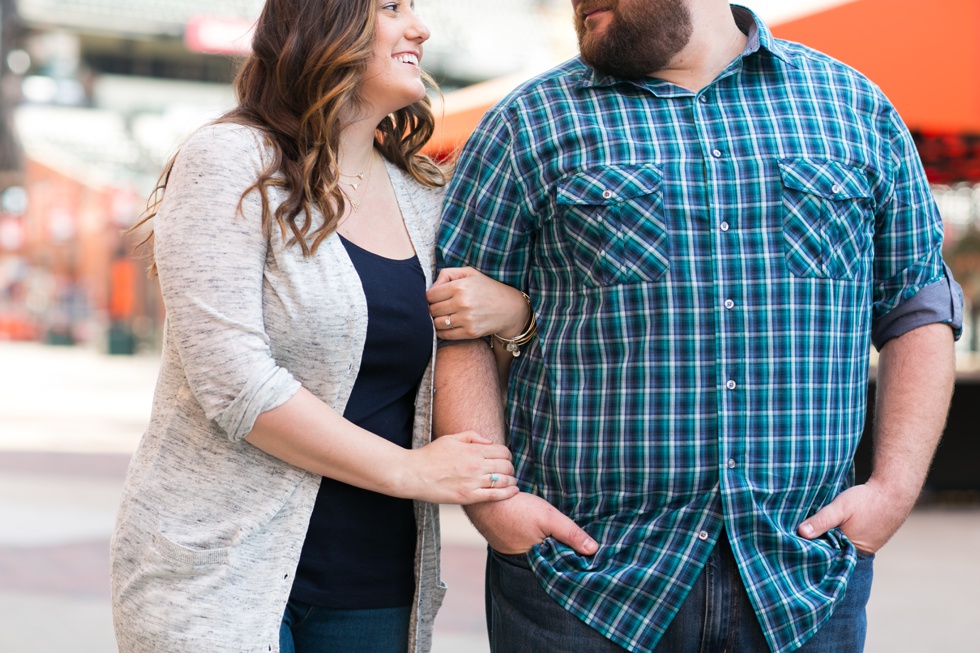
[486,532,874,652]
[279,598,411,653]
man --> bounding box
[433,1,963,651]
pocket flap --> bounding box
[556,165,663,205]
[777,158,869,200]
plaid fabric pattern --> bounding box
[439,9,950,653]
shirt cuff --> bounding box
[872,263,964,350]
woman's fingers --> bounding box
[427,268,493,338]
[427,285,464,336]
[414,433,519,504]
[428,268,530,340]
[474,469,520,502]
[434,312,457,331]
[480,486,521,501]
[431,266,476,288]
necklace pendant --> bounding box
[349,182,359,190]
[350,200,361,212]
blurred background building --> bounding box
[0,0,977,359]
[0,0,578,352]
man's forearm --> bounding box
[433,339,598,554]
[434,339,507,444]
[433,340,511,531]
[871,322,956,505]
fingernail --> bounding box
[800,522,814,538]
[583,538,598,554]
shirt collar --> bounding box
[734,4,799,68]
[573,4,799,90]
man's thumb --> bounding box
[550,514,598,555]
[798,502,842,540]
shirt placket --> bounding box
[693,85,747,536]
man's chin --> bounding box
[578,38,608,68]
[580,48,624,78]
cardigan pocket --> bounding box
[556,164,668,287]
[152,530,231,571]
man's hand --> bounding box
[465,491,598,556]
[798,479,912,555]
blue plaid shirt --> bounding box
[439,8,962,653]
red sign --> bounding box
[185,16,255,56]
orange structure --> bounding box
[426,71,542,161]
[774,0,980,183]
[773,0,980,135]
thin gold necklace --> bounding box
[338,152,376,212]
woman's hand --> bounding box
[401,432,518,505]
[427,267,529,340]
[246,388,517,505]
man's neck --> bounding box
[649,3,748,92]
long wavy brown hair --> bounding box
[134,0,447,274]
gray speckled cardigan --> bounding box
[110,123,446,653]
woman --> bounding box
[109,2,529,652]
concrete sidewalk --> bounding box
[0,342,977,652]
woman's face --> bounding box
[361,0,431,116]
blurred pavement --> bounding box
[0,341,977,652]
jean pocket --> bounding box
[778,158,873,280]
[828,527,876,562]
[557,164,668,287]
[489,548,532,569]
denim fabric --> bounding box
[279,599,411,653]
[486,549,626,652]
[485,537,873,653]
[796,549,874,653]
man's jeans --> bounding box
[485,532,874,652]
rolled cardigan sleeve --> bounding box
[153,123,301,441]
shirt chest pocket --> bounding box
[556,164,668,287]
[778,158,873,280]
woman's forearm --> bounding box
[244,386,518,504]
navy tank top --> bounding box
[290,235,432,608]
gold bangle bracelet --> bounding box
[492,292,537,358]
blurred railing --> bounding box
[15,0,263,35]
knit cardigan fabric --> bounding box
[110,123,446,653]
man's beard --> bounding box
[575,0,694,79]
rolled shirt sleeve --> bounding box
[872,262,964,349]
[870,105,964,349]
